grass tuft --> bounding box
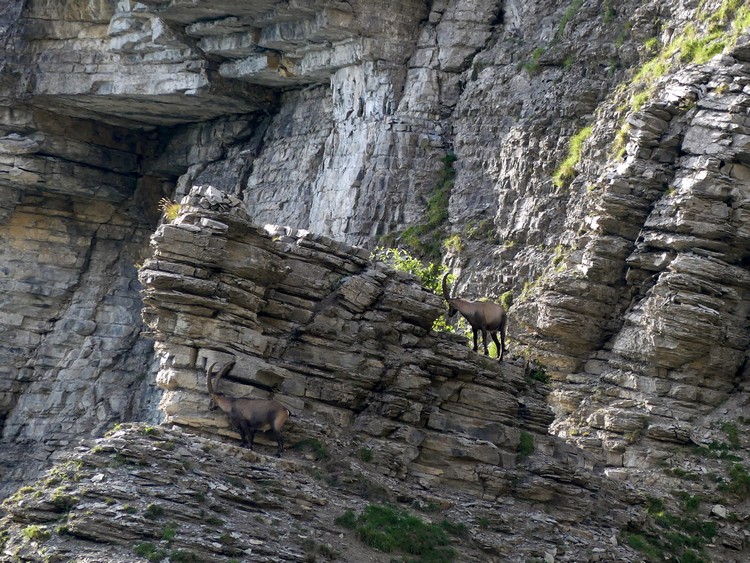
[553,125,593,188]
[336,504,460,562]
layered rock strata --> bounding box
[0,422,640,562]
[138,185,565,494]
[514,33,750,468]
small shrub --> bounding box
[50,488,78,512]
[440,519,469,539]
[522,47,545,74]
[477,517,491,529]
[135,542,167,563]
[159,198,181,223]
[371,247,456,333]
[335,510,357,529]
[554,0,583,41]
[553,125,593,188]
[22,525,50,542]
[624,532,662,561]
[517,432,535,460]
[161,523,178,542]
[371,247,449,296]
[144,503,165,519]
[357,447,374,463]
[105,422,123,437]
[526,362,550,384]
[170,550,201,563]
[721,421,739,449]
[219,532,235,545]
[293,438,328,460]
[384,152,456,261]
[720,464,750,499]
[336,504,456,562]
[443,234,464,254]
[356,475,391,502]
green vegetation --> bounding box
[372,248,449,298]
[613,0,750,158]
[292,437,329,460]
[50,487,78,512]
[392,152,457,261]
[159,198,181,223]
[693,440,742,461]
[553,125,593,188]
[517,432,535,460]
[443,233,464,254]
[161,523,179,542]
[554,0,583,42]
[335,504,464,562]
[170,550,201,563]
[22,525,51,542]
[625,494,718,562]
[719,464,750,499]
[522,47,545,75]
[551,244,568,270]
[105,422,123,437]
[204,516,224,527]
[499,290,513,311]
[720,421,739,449]
[357,447,374,463]
[144,503,165,519]
[526,362,550,384]
[602,0,616,23]
[665,467,701,481]
[462,217,496,243]
[135,542,168,563]
[371,247,460,334]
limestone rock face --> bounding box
[0,423,641,562]
[1,0,750,560]
[138,186,554,485]
[0,188,646,561]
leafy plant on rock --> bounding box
[335,503,461,562]
[385,152,457,262]
[553,125,593,188]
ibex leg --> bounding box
[273,431,284,457]
[491,331,503,361]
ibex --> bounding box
[442,273,508,361]
[206,361,290,457]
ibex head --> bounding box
[206,361,235,410]
[442,273,458,317]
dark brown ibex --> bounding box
[206,361,290,457]
[442,273,508,361]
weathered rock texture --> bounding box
[0,423,638,562]
[1,0,750,560]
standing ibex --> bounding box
[206,361,290,457]
[442,273,508,361]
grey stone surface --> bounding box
[0,0,749,560]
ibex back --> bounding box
[206,361,290,457]
[442,273,507,361]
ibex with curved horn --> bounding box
[442,273,507,361]
[206,361,290,457]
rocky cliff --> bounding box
[1,0,749,561]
